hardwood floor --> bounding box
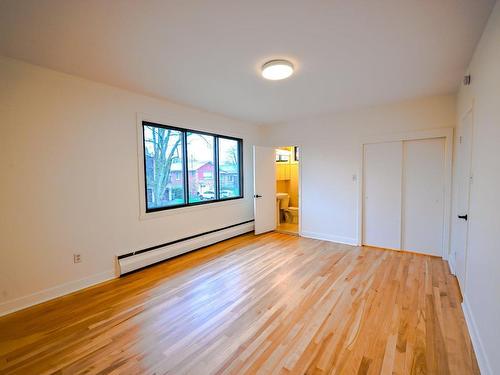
[276,222,299,235]
[0,232,479,374]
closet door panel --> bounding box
[363,141,402,249]
[402,138,445,256]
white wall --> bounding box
[0,57,260,315]
[261,95,456,245]
[453,2,500,374]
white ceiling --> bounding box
[0,0,495,124]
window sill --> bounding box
[139,196,249,220]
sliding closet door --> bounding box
[402,138,445,256]
[363,141,402,249]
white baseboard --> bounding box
[118,222,255,275]
[462,296,493,375]
[300,231,358,246]
[448,256,456,275]
[0,269,116,317]
[0,223,254,318]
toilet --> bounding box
[280,196,299,224]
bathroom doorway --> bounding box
[275,146,300,235]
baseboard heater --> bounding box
[116,220,255,275]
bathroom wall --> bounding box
[289,163,299,207]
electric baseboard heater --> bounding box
[117,220,254,275]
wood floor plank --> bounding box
[0,233,479,374]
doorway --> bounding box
[275,146,300,235]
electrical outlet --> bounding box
[73,253,82,263]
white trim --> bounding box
[137,112,247,142]
[140,196,251,220]
[462,296,493,375]
[298,146,303,236]
[357,127,454,259]
[136,112,251,221]
[360,128,453,145]
[118,222,254,274]
[301,231,358,246]
[0,270,116,317]
[448,256,456,275]
[453,104,475,290]
[400,141,406,251]
[137,112,147,219]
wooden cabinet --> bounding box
[276,163,291,180]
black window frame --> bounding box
[142,121,244,213]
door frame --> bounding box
[273,144,303,236]
[357,128,454,259]
[453,104,474,280]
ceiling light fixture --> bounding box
[261,59,294,80]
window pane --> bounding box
[218,138,241,199]
[187,132,215,203]
[143,125,185,210]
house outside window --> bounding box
[142,121,243,212]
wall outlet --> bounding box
[73,253,82,263]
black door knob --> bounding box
[254,194,262,198]
[458,214,468,221]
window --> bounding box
[143,125,185,209]
[275,148,291,162]
[187,132,215,203]
[218,137,241,199]
[142,121,243,212]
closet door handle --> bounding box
[458,214,468,221]
[254,194,262,198]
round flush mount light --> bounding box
[261,59,294,80]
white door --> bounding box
[455,110,473,288]
[363,141,403,249]
[253,146,276,234]
[402,138,445,256]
